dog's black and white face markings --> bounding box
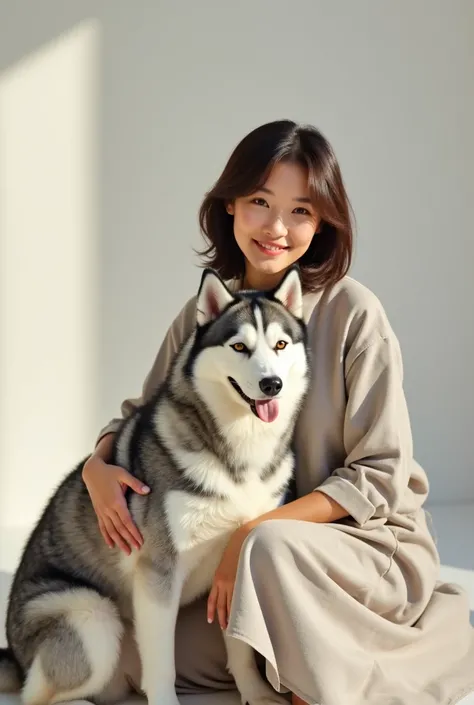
[193,268,307,423]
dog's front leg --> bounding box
[133,559,183,705]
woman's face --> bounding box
[228,161,320,290]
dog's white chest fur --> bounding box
[166,483,275,550]
[164,458,288,605]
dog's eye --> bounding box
[275,340,288,351]
[231,342,248,353]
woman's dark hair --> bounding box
[197,119,355,292]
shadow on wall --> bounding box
[0,2,207,533]
[427,503,474,623]
[0,5,104,531]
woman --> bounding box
[82,120,474,705]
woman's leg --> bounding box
[226,519,472,705]
[173,518,473,705]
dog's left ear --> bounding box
[272,266,303,319]
[196,268,235,326]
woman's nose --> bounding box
[265,213,288,237]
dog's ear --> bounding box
[272,266,303,319]
[196,269,235,326]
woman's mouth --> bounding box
[253,240,289,256]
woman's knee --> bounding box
[242,520,294,564]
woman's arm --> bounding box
[241,490,348,537]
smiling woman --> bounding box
[197,120,353,293]
[81,120,474,705]
[228,163,319,290]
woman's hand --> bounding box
[207,527,249,630]
[82,455,150,555]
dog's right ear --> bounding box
[196,269,234,326]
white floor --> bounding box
[1,503,473,705]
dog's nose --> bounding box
[259,376,283,397]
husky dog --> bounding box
[0,266,310,705]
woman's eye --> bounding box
[275,340,288,351]
[293,207,310,215]
[251,198,269,207]
[231,342,248,353]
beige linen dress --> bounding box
[97,276,474,705]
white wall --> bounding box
[0,0,473,538]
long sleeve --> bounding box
[95,295,197,445]
[316,331,415,527]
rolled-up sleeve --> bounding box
[95,296,196,446]
[316,332,413,526]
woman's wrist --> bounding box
[91,433,115,463]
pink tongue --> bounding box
[255,399,279,423]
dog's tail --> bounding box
[0,648,22,692]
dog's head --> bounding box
[189,267,309,424]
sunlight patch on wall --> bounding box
[0,20,100,529]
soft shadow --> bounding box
[426,503,474,624]
[427,503,474,574]
[0,3,95,72]
[0,4,101,526]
